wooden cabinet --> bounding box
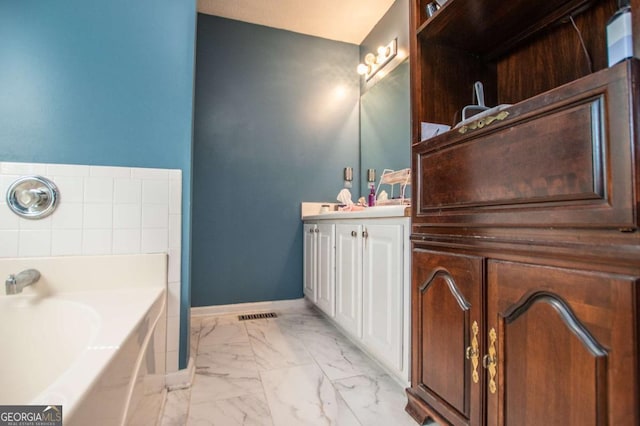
[407,249,483,426]
[407,0,640,424]
[303,223,335,316]
[487,261,638,426]
[409,0,629,137]
[409,247,640,426]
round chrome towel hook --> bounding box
[6,175,59,219]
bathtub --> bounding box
[0,254,168,426]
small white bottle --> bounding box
[607,0,634,66]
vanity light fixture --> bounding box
[357,38,398,81]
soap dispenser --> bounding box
[368,184,376,207]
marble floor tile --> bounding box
[191,342,263,403]
[246,320,314,371]
[333,374,418,426]
[199,316,249,349]
[271,312,339,339]
[191,315,203,331]
[159,388,191,426]
[261,364,361,426]
[272,300,319,315]
[191,322,201,356]
[165,305,423,426]
[196,341,258,369]
[188,392,273,426]
[302,331,388,382]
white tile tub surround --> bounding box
[0,161,183,373]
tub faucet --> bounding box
[5,269,41,295]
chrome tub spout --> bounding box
[5,269,41,295]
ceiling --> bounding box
[197,0,396,45]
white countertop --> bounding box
[302,204,410,221]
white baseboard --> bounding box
[191,298,307,317]
[165,356,195,390]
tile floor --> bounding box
[160,303,433,426]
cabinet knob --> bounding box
[314,228,319,233]
[466,346,478,359]
[362,230,369,239]
[351,231,357,237]
[309,228,315,234]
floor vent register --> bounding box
[238,312,278,321]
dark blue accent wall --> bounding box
[192,15,360,306]
[359,0,411,197]
[360,60,410,197]
[360,0,410,95]
[1,0,196,368]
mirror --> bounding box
[359,59,410,197]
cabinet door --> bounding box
[335,224,363,337]
[303,224,316,302]
[315,223,335,317]
[408,248,483,426]
[487,260,639,426]
[362,224,403,371]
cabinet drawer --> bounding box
[414,61,638,230]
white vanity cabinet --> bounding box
[303,223,335,316]
[362,224,404,372]
[335,224,363,337]
[303,207,410,384]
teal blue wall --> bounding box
[192,15,360,306]
[0,0,196,368]
[359,0,411,197]
[359,0,409,95]
[360,60,411,197]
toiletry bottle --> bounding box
[368,185,376,207]
[607,0,633,66]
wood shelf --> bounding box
[416,0,595,58]
[411,0,616,133]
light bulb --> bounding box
[377,45,388,56]
[364,53,377,65]
[357,63,369,75]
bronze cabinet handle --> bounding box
[466,321,480,384]
[482,328,498,394]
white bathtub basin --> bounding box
[0,296,99,404]
[0,254,168,425]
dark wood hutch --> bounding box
[406,0,640,425]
